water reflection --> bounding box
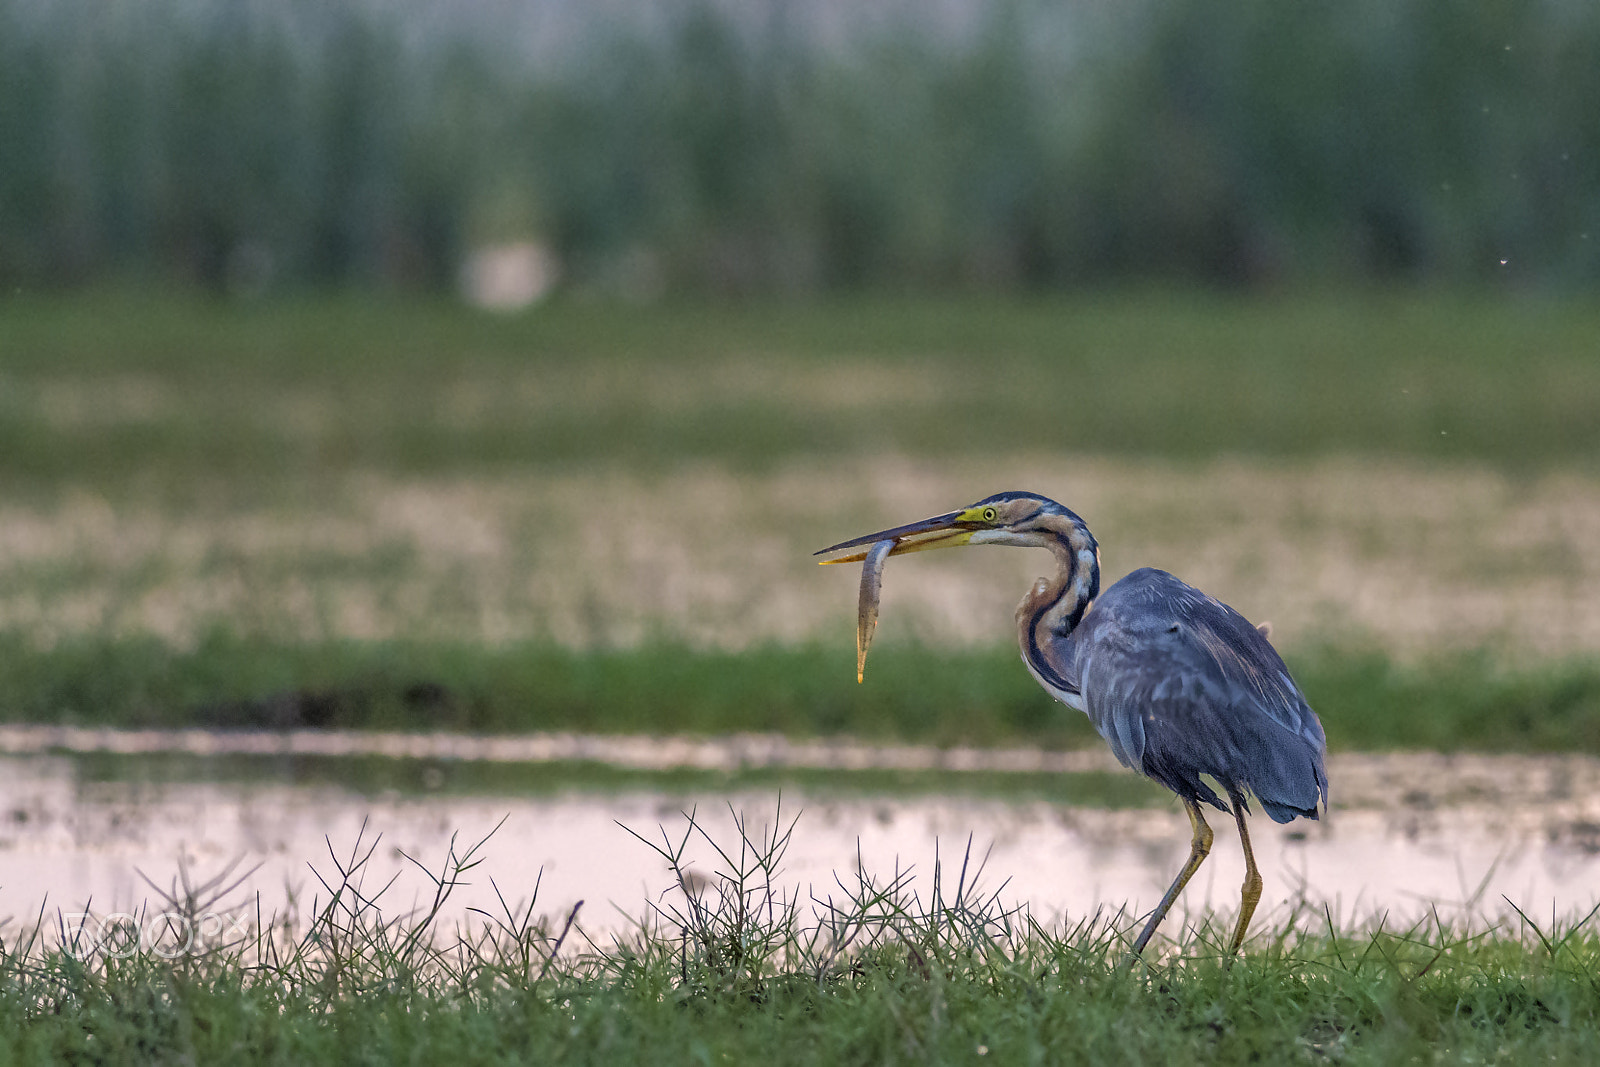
[4,751,1600,944]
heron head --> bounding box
[816,491,1070,562]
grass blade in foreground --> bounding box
[6,807,1600,1064]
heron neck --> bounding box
[1015,512,1100,696]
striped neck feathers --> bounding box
[1014,510,1100,695]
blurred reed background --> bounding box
[2,0,1597,296]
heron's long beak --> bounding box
[815,510,976,564]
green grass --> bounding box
[4,290,1600,752]
[53,749,1169,808]
[15,923,1600,1065]
[8,633,1600,754]
[3,289,1599,502]
[6,807,1600,1065]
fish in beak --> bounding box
[817,509,982,682]
[813,510,978,564]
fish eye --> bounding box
[982,507,997,522]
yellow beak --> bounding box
[815,510,977,564]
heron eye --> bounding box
[982,507,997,522]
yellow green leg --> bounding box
[1226,796,1264,955]
[1129,798,1213,956]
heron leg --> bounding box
[1226,794,1264,955]
[1129,798,1212,956]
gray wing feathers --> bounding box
[1071,568,1328,823]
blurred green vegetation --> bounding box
[0,633,1089,745]
[60,749,1168,807]
[2,290,1598,502]
[2,291,1596,744]
[8,633,1600,754]
[2,0,1596,293]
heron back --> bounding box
[1067,568,1329,823]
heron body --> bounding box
[819,491,1328,956]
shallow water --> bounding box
[4,740,1600,949]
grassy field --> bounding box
[5,290,1600,1060]
[5,809,1600,1065]
[12,919,1600,1064]
[7,635,1600,755]
[3,289,1600,497]
[4,290,1600,747]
